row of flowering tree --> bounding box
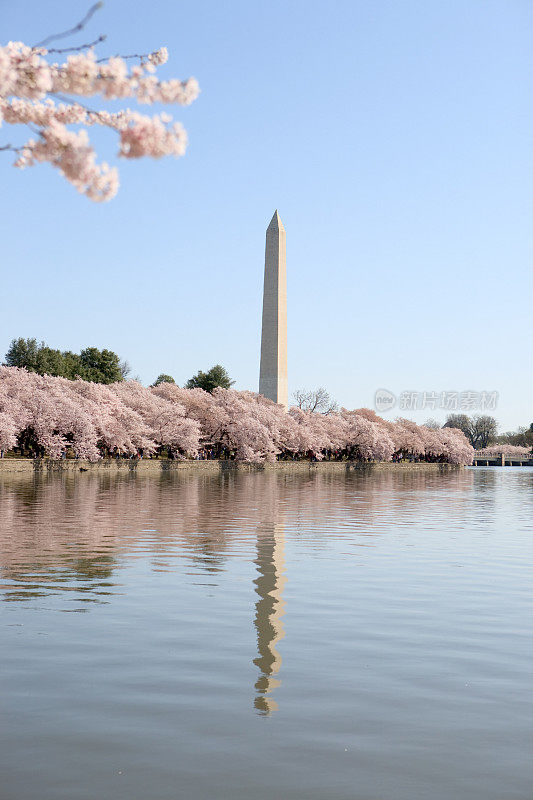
[0,367,474,465]
[477,445,531,459]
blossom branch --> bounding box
[45,35,107,55]
[1,9,199,201]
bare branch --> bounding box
[33,2,104,49]
[45,35,107,55]
[292,389,309,409]
[0,144,26,153]
[292,387,338,415]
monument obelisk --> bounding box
[259,211,288,410]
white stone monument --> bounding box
[259,211,288,410]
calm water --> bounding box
[1,467,532,800]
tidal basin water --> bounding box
[1,468,532,800]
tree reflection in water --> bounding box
[0,468,476,707]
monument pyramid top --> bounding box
[267,210,285,232]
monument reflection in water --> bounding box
[253,518,286,714]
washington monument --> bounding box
[259,211,288,410]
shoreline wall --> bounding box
[0,458,462,475]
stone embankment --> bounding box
[0,458,462,475]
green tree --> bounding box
[152,374,176,386]
[78,347,123,384]
[4,338,126,384]
[61,350,84,379]
[5,337,41,370]
[35,346,68,377]
[186,364,234,393]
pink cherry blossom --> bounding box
[0,367,475,465]
[0,30,199,200]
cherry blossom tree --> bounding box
[0,411,18,453]
[288,407,336,458]
[153,383,225,451]
[110,380,200,457]
[0,4,199,200]
[0,367,28,450]
[68,378,154,455]
[432,427,473,465]
[341,409,395,462]
[0,367,475,465]
[208,389,279,463]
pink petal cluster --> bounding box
[0,40,199,200]
[0,367,474,465]
[118,113,187,159]
[0,41,53,100]
[14,120,119,201]
[51,50,198,105]
[148,48,169,67]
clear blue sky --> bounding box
[2,0,532,431]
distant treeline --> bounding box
[442,413,533,451]
[4,338,128,384]
[3,339,236,395]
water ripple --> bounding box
[1,468,533,799]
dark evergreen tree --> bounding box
[186,365,234,393]
[4,338,126,384]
